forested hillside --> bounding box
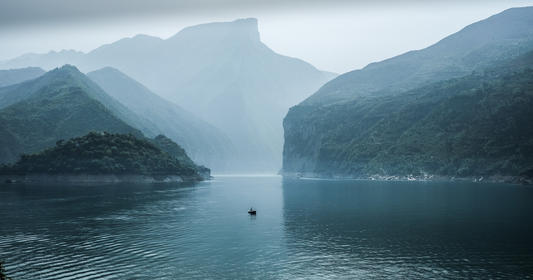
[283,8,533,183]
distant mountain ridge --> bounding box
[282,7,533,183]
[303,6,533,106]
[0,67,44,87]
[1,50,85,72]
[87,67,234,169]
[0,18,335,172]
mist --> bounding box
[1,1,531,73]
[2,1,533,279]
[1,0,533,175]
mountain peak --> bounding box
[169,18,260,43]
[47,49,84,55]
[232,17,258,27]
[52,64,82,76]
[93,66,121,74]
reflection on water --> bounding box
[0,177,532,279]
[281,179,533,279]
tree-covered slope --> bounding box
[283,7,533,181]
[87,67,234,170]
[0,65,159,137]
[0,65,211,177]
[0,132,206,181]
[0,74,143,163]
[283,52,533,181]
[303,6,533,106]
[0,67,44,87]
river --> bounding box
[1,176,532,279]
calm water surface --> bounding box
[1,176,532,279]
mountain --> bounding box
[87,67,234,170]
[0,65,160,140]
[0,66,144,164]
[303,6,533,106]
[0,18,335,172]
[0,132,209,182]
[0,65,209,170]
[0,67,45,87]
[0,50,84,71]
[283,7,533,182]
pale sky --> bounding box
[0,0,532,73]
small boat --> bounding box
[248,208,257,215]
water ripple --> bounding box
[1,179,532,279]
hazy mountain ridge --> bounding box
[0,50,85,71]
[303,6,533,106]
[283,7,533,182]
[0,67,45,87]
[0,18,335,172]
[87,67,234,169]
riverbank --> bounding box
[281,172,533,185]
[0,174,207,184]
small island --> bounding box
[0,132,210,183]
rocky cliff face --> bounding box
[282,106,323,175]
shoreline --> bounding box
[281,172,533,185]
[0,174,206,184]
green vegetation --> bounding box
[283,51,533,180]
[283,8,533,181]
[0,132,207,180]
[0,65,143,164]
[151,134,210,177]
[303,7,533,106]
[0,65,211,179]
[0,84,142,164]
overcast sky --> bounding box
[1,0,532,73]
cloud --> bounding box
[0,0,498,28]
[0,0,321,27]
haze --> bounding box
[2,1,533,278]
[1,0,531,73]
